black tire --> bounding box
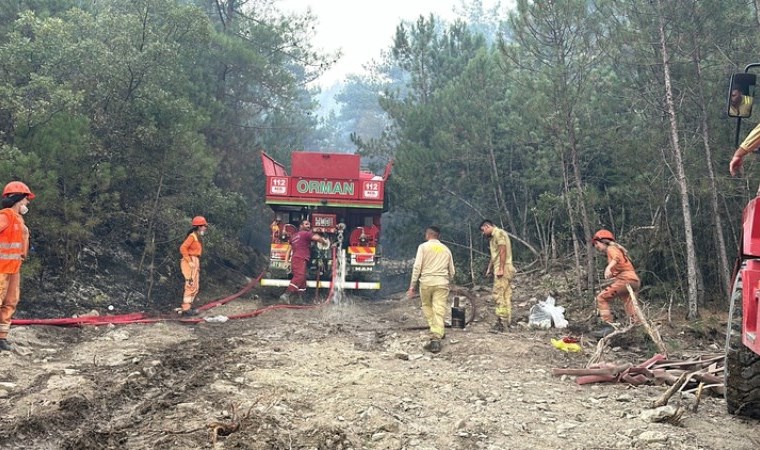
[725,261,760,418]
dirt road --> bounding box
[0,289,757,449]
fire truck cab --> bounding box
[725,68,760,419]
[260,151,393,290]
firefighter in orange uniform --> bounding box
[592,229,641,335]
[178,216,208,316]
[0,181,34,351]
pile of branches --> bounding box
[553,353,725,400]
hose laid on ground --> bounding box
[13,248,340,327]
[177,246,339,324]
[11,275,263,327]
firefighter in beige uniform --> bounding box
[480,219,515,332]
[407,226,455,354]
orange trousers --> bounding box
[596,274,640,324]
[180,256,200,310]
[0,272,21,339]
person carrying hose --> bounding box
[178,216,208,316]
[0,181,34,351]
[591,229,641,337]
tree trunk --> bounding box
[565,110,595,293]
[656,0,700,319]
[485,133,517,234]
[693,45,731,298]
[468,222,476,285]
[561,146,584,298]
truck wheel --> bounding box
[725,262,760,418]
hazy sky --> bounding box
[277,0,499,87]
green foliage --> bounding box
[0,0,329,304]
[1,0,759,312]
[356,0,760,304]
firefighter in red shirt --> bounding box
[280,219,328,303]
[178,216,208,316]
[0,181,34,351]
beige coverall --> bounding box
[410,239,455,340]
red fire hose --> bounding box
[13,249,339,327]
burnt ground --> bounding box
[0,273,758,450]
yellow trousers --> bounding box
[493,270,514,323]
[420,284,449,339]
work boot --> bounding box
[423,339,442,353]
[591,323,616,339]
[181,308,198,317]
[0,339,12,351]
[489,318,505,334]
[279,292,292,304]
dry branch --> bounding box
[552,364,631,377]
[651,372,689,407]
[627,284,668,356]
[586,323,636,368]
[692,382,704,413]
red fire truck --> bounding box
[725,69,760,419]
[260,151,393,291]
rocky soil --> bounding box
[0,275,757,449]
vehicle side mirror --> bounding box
[728,73,756,118]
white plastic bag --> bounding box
[529,303,552,329]
[529,295,568,329]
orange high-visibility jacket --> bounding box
[0,209,24,274]
[607,245,636,279]
[180,232,202,261]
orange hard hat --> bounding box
[191,216,208,226]
[2,181,35,200]
[592,229,615,242]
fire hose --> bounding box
[12,247,341,328]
